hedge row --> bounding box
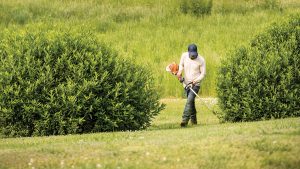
[217,14,300,122]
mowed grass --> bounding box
[1,99,299,169]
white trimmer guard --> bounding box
[165,64,172,72]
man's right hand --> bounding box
[177,73,184,83]
[176,71,181,77]
[176,73,181,79]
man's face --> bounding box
[189,55,197,60]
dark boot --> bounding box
[190,114,197,125]
[191,119,197,125]
[180,121,188,127]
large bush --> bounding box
[180,0,213,17]
[214,0,281,15]
[217,15,300,122]
[0,26,164,137]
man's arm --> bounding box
[177,53,184,78]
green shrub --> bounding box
[217,15,300,122]
[260,0,280,10]
[0,25,165,137]
[213,0,281,15]
[180,0,212,17]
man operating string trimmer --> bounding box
[167,44,206,127]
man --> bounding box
[176,44,206,127]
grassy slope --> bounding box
[0,0,299,97]
[1,99,299,169]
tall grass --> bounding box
[0,0,299,97]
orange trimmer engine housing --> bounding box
[166,62,179,75]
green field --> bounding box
[1,0,299,97]
[0,99,299,169]
[1,1,300,168]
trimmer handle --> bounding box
[184,82,194,90]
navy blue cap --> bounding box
[188,44,198,58]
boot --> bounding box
[191,119,197,125]
[180,121,188,127]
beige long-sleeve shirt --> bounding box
[178,52,206,86]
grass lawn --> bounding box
[0,99,299,169]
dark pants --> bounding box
[182,85,200,123]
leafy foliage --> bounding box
[180,0,213,17]
[217,14,300,122]
[260,0,280,10]
[0,26,165,137]
[214,0,281,15]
